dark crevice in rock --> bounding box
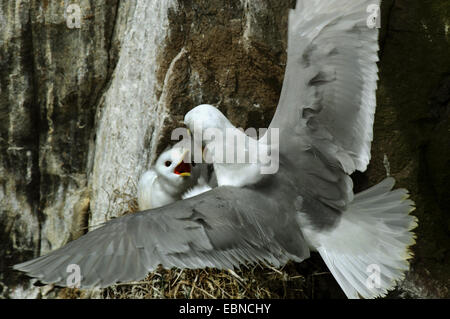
[106,0,121,76]
[0,1,42,294]
[379,0,395,58]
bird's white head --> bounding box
[154,143,200,189]
[184,104,233,135]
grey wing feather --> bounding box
[14,186,308,288]
[270,0,380,174]
[264,0,380,216]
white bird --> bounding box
[137,142,201,210]
[14,0,417,299]
[184,104,270,188]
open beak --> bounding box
[174,149,191,177]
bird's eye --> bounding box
[165,161,172,167]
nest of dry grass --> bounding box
[102,263,307,299]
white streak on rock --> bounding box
[90,0,176,226]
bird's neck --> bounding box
[156,177,185,197]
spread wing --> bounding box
[14,186,308,288]
[270,0,380,174]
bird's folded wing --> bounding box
[14,186,308,288]
[270,0,380,174]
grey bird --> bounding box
[13,0,417,298]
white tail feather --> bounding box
[307,178,417,298]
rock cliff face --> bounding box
[0,0,448,298]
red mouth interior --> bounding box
[174,160,191,175]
